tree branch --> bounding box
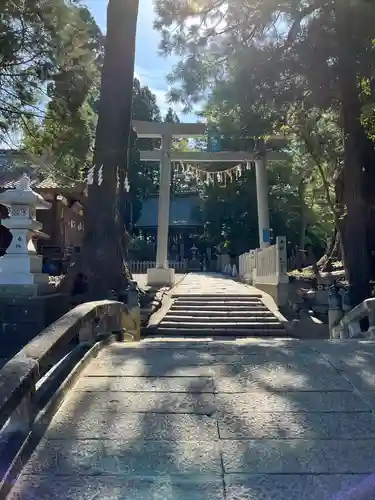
[285,0,327,46]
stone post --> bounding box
[275,236,289,306]
[255,151,270,249]
[0,174,51,294]
[275,236,287,280]
[147,134,175,286]
[328,284,343,338]
[125,280,141,341]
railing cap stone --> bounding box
[0,356,39,428]
[0,300,125,429]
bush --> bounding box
[128,236,156,261]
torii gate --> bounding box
[132,120,286,286]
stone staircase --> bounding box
[154,293,287,337]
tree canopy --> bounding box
[154,0,375,304]
[3,0,375,304]
[1,0,104,182]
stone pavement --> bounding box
[8,338,375,500]
[171,272,261,296]
[133,273,187,290]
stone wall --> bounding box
[0,293,70,359]
[255,282,289,308]
[288,277,330,318]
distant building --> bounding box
[135,192,203,260]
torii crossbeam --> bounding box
[132,120,286,286]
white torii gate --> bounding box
[132,120,286,287]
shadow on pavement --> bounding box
[5,339,375,499]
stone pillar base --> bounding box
[243,274,253,285]
[147,267,175,287]
[122,306,141,341]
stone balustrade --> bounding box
[0,300,136,499]
[255,244,278,283]
[237,237,288,306]
[332,298,375,339]
[239,250,258,283]
[238,237,288,286]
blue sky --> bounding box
[84,0,196,121]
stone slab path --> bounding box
[170,272,261,297]
[8,338,375,500]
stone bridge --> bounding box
[2,293,375,499]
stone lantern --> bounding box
[190,244,198,261]
[0,174,51,292]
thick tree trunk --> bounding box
[82,0,139,299]
[335,1,371,306]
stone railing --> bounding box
[129,260,186,274]
[239,250,258,283]
[237,237,288,306]
[254,245,278,283]
[332,298,375,339]
[0,300,133,499]
[238,237,288,286]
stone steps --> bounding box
[173,300,265,307]
[171,294,262,299]
[172,293,262,303]
[164,315,280,323]
[168,309,275,318]
[147,277,287,338]
[171,304,269,311]
[161,320,283,328]
[155,327,286,337]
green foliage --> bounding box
[128,78,162,214]
[133,78,161,122]
[361,77,375,141]
[164,107,179,123]
[0,0,55,135]
[128,235,156,261]
[199,159,328,257]
[154,0,375,112]
[1,1,101,138]
[1,0,104,183]
[153,0,375,285]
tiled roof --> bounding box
[136,194,203,227]
[0,174,58,190]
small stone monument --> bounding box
[0,174,52,294]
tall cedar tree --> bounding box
[83,0,139,298]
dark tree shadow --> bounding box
[5,335,375,499]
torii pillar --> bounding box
[132,121,206,287]
[254,150,271,249]
[148,132,174,286]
